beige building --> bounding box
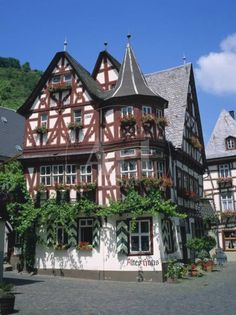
[203,110,236,261]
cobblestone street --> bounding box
[3,262,236,315]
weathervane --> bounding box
[127,33,131,43]
[104,42,108,51]
[64,38,68,52]
[182,54,187,65]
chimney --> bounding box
[229,110,235,119]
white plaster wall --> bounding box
[35,216,162,272]
[96,73,105,84]
[108,69,118,81]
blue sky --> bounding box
[1,0,236,144]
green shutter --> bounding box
[68,219,77,247]
[116,220,129,255]
[92,218,101,248]
[47,221,55,247]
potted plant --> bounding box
[165,259,187,282]
[77,182,97,191]
[159,176,173,189]
[202,258,214,272]
[0,282,15,314]
[34,125,47,135]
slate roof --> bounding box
[206,109,236,159]
[145,64,192,148]
[104,44,166,105]
[0,107,24,160]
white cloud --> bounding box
[195,33,236,94]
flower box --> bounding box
[54,243,70,250]
[142,114,156,124]
[68,122,83,130]
[156,117,168,127]
[159,176,173,188]
[34,126,47,135]
[120,115,136,127]
[190,136,202,150]
[48,83,72,93]
[77,242,93,250]
[76,182,97,191]
[217,177,232,184]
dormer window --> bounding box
[226,137,236,150]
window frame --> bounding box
[56,225,68,245]
[41,114,48,128]
[120,160,137,178]
[219,164,230,178]
[223,230,236,251]
[40,165,51,186]
[120,149,136,157]
[80,164,92,183]
[121,106,133,117]
[221,191,234,211]
[78,218,93,244]
[129,218,153,255]
[52,74,61,84]
[74,110,82,124]
[142,106,152,115]
[65,164,77,185]
[226,137,236,150]
[141,160,154,177]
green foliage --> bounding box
[0,57,42,110]
[165,259,187,280]
[0,57,20,69]
[97,189,185,229]
[186,236,216,255]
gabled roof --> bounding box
[145,64,192,148]
[104,44,166,105]
[0,107,24,160]
[206,110,236,159]
[17,51,104,115]
[92,50,121,78]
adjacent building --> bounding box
[0,107,24,280]
[17,42,206,281]
[203,110,236,261]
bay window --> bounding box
[40,166,51,186]
[141,160,154,177]
[80,165,92,183]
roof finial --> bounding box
[127,33,131,44]
[182,54,187,65]
[104,42,108,51]
[64,38,68,52]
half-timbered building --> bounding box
[203,110,236,261]
[17,41,206,281]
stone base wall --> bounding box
[37,268,165,282]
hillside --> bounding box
[0,57,42,110]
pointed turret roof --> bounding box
[206,110,236,159]
[103,43,167,106]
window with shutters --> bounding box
[129,219,152,254]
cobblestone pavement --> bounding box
[3,263,236,315]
